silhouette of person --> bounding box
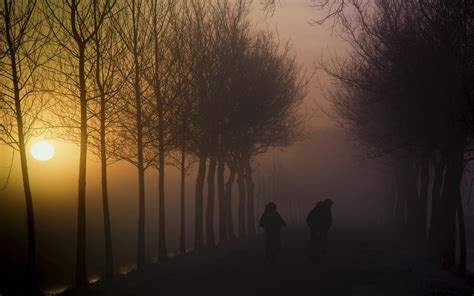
[259,202,286,265]
[306,198,333,263]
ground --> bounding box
[61,226,473,296]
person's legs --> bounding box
[311,231,324,263]
[309,230,317,262]
[274,241,281,264]
[321,231,328,255]
[265,240,271,265]
[271,250,277,265]
[266,234,278,265]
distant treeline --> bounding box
[318,0,474,276]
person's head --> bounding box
[266,202,277,213]
[324,198,333,208]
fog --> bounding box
[2,1,474,295]
[0,126,396,292]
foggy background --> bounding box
[1,0,474,293]
[0,128,395,291]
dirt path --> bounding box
[62,227,473,296]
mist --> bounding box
[2,1,474,295]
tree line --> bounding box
[316,0,474,276]
[0,0,306,292]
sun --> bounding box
[31,140,55,161]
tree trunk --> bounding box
[441,141,464,270]
[418,155,430,251]
[206,154,217,247]
[441,173,458,269]
[134,50,146,269]
[394,163,406,230]
[217,151,228,243]
[404,160,418,242]
[18,127,37,290]
[75,44,88,287]
[179,93,187,254]
[237,157,247,238]
[194,148,207,250]
[441,164,457,270]
[6,10,38,288]
[94,25,114,278]
[244,156,256,237]
[457,191,466,276]
[225,165,237,240]
[153,0,168,262]
[428,158,445,257]
[157,115,168,261]
[100,105,114,278]
[179,146,186,255]
[136,154,146,268]
[137,165,146,268]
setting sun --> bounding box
[31,140,55,161]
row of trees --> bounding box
[317,0,473,275]
[0,0,305,291]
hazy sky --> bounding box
[0,0,349,198]
[0,0,348,186]
[250,0,348,130]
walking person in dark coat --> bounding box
[306,198,333,263]
[259,202,286,265]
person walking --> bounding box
[306,199,333,263]
[259,202,286,265]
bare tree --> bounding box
[174,8,196,255]
[210,0,252,243]
[183,0,305,244]
[86,3,125,278]
[233,32,307,237]
[224,159,237,240]
[317,0,474,274]
[112,0,154,268]
[147,0,176,261]
[182,0,253,247]
[0,0,47,291]
[44,0,115,285]
[167,150,195,255]
[184,0,212,250]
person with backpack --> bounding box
[306,199,333,263]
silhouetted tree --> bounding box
[44,0,115,286]
[318,0,474,274]
[211,0,252,242]
[167,149,195,255]
[233,32,306,237]
[112,0,154,268]
[147,0,177,261]
[0,0,46,291]
[87,4,125,278]
[165,2,197,256]
[185,0,211,250]
[224,159,237,240]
